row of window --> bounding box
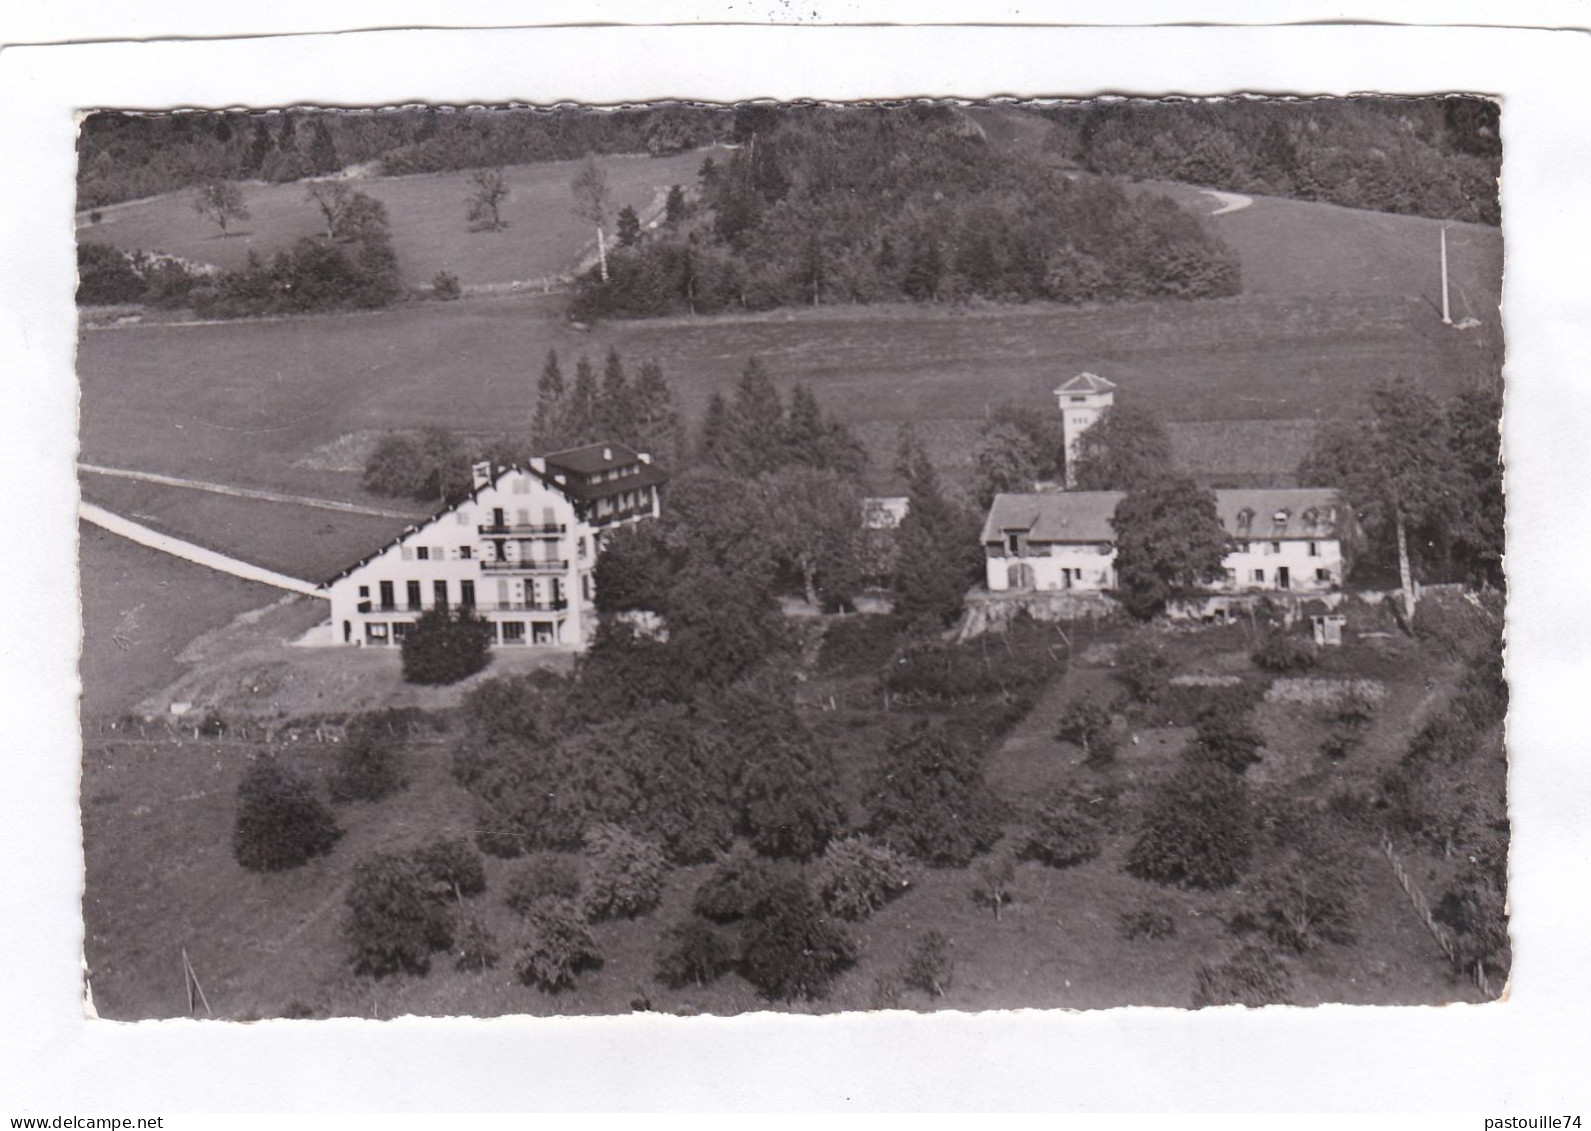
[1233,541,1324,557]
[358,619,561,646]
[1225,567,1334,586]
[357,573,592,610]
[401,544,473,562]
[361,579,476,610]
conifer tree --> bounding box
[891,425,982,626]
[727,356,787,476]
[564,355,600,448]
[599,347,636,443]
[696,392,733,470]
[633,358,684,467]
[531,349,566,453]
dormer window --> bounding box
[1236,507,1255,533]
[1007,532,1021,554]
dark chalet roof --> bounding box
[542,441,667,504]
[543,441,645,476]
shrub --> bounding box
[882,630,1059,703]
[1184,698,1264,774]
[412,835,487,899]
[1114,635,1172,704]
[813,836,914,921]
[453,915,500,972]
[738,739,848,861]
[970,849,1018,919]
[692,845,784,923]
[431,269,462,300]
[580,824,668,922]
[77,241,146,305]
[232,758,342,872]
[512,897,604,992]
[654,918,739,989]
[1191,944,1294,1008]
[1118,909,1178,941]
[864,723,1007,867]
[1128,764,1253,889]
[1252,630,1318,673]
[327,725,405,805]
[344,850,454,977]
[1018,791,1104,868]
[900,929,953,998]
[737,879,857,1001]
[1054,694,1119,766]
[1434,869,1510,988]
[504,853,584,915]
[1236,857,1363,953]
[402,605,494,686]
[870,972,906,1010]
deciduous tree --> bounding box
[1070,405,1174,491]
[570,156,612,281]
[1110,476,1230,620]
[193,179,250,236]
[1299,379,1457,622]
[466,166,510,231]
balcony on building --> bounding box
[481,558,571,573]
[478,521,566,537]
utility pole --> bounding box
[1440,226,1452,325]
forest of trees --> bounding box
[76,106,729,210]
[1043,96,1501,226]
[573,104,1242,319]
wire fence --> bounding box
[1382,835,1493,998]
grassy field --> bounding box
[79,476,413,582]
[79,149,711,287]
[77,521,284,724]
[78,289,1499,500]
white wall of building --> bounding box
[323,468,657,650]
[985,543,1116,593]
[986,537,1344,596]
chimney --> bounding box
[471,460,492,491]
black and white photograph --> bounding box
[11,11,1591,1117]
[71,95,1507,1021]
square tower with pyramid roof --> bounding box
[1054,371,1117,488]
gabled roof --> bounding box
[981,487,1344,547]
[543,440,645,477]
[1214,488,1343,539]
[982,491,1124,544]
[319,462,567,589]
[1054,371,1118,396]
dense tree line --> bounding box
[572,104,1241,320]
[77,106,729,209]
[1043,96,1501,226]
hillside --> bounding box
[78,148,710,288]
[75,166,1503,508]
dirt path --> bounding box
[80,501,328,597]
[1203,189,1254,216]
[79,462,424,520]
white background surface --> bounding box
[2,4,1589,1114]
